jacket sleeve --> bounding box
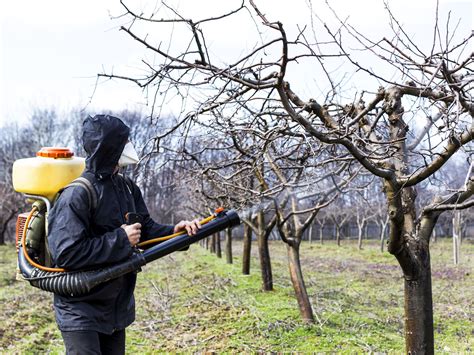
[128,180,174,241]
[48,186,133,270]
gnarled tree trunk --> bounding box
[336,224,342,246]
[384,90,435,352]
[384,90,436,353]
[404,256,434,353]
[216,232,222,258]
[392,226,435,354]
[257,210,273,291]
[210,234,216,253]
[357,224,364,250]
[242,223,252,274]
[287,241,314,323]
[225,228,233,264]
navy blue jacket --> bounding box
[48,115,174,334]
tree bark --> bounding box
[401,242,434,354]
[357,225,363,250]
[257,211,273,291]
[385,179,435,353]
[308,224,313,244]
[389,213,435,354]
[216,232,222,258]
[225,228,233,264]
[242,223,252,274]
[210,234,216,253]
[319,224,324,244]
[287,242,314,323]
[258,232,273,290]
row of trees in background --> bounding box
[0,102,471,350]
[0,111,470,247]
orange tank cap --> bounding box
[214,206,225,214]
[36,147,74,159]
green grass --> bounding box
[0,238,473,353]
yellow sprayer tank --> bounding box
[13,147,85,201]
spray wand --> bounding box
[18,208,240,297]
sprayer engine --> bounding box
[15,200,50,267]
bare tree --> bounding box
[327,204,351,246]
[258,136,352,321]
[314,212,328,245]
[350,184,377,250]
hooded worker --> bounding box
[48,114,200,355]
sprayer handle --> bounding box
[125,212,143,225]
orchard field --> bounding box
[1,239,472,353]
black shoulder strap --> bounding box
[61,177,98,211]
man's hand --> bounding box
[121,223,141,246]
[173,219,201,235]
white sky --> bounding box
[0,0,472,126]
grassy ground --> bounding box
[0,238,472,353]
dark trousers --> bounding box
[61,329,126,355]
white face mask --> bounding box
[118,142,139,167]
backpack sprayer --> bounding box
[12,147,240,297]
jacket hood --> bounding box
[82,115,130,178]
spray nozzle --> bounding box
[214,207,225,217]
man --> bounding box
[48,114,199,354]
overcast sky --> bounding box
[0,0,471,127]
